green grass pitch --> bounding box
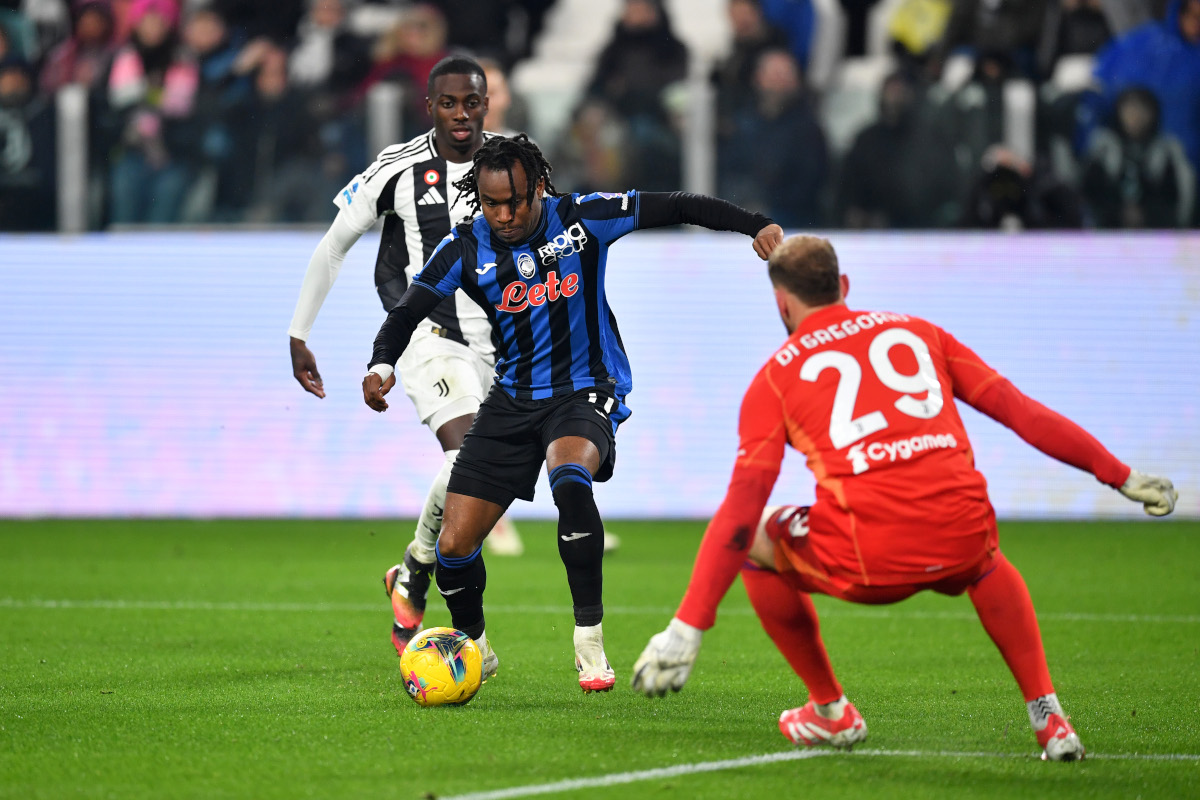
[1,519,1197,799]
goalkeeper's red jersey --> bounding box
[676,304,1129,630]
[738,305,1004,584]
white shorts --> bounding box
[397,327,496,433]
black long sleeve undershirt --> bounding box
[636,192,774,236]
[369,282,442,369]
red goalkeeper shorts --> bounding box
[767,508,999,605]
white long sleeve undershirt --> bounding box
[287,211,367,341]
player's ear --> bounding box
[773,287,791,327]
[535,178,545,200]
[840,274,850,301]
[426,95,434,116]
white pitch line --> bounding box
[1,598,1197,624]
[440,748,1200,800]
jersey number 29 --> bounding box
[799,328,944,449]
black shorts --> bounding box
[447,385,630,508]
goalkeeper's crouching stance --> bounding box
[631,234,1180,761]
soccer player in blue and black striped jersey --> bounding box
[363,134,783,692]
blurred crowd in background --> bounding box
[0,0,1195,232]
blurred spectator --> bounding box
[1081,87,1194,227]
[840,71,961,227]
[0,5,38,61]
[936,50,1011,197]
[225,43,349,223]
[510,0,556,64]
[352,2,448,139]
[583,0,688,191]
[288,0,371,95]
[104,0,201,224]
[1087,0,1200,170]
[0,57,56,230]
[1037,0,1113,76]
[961,144,1084,228]
[552,96,630,193]
[22,0,72,58]
[718,47,827,227]
[427,0,515,67]
[478,56,528,135]
[934,0,1050,79]
[585,0,688,121]
[209,0,304,49]
[39,0,118,94]
[181,5,251,221]
[758,0,815,71]
[711,0,790,137]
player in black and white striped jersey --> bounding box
[287,55,522,656]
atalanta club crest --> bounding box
[517,252,537,279]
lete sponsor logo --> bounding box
[495,270,579,313]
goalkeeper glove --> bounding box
[631,617,703,698]
[1119,469,1178,516]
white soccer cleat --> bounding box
[1037,713,1086,762]
[574,623,616,693]
[1119,470,1178,517]
[475,631,499,683]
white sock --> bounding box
[1027,693,1064,731]
[410,449,457,564]
[815,695,849,720]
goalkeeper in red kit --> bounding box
[631,235,1178,761]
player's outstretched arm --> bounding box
[635,192,778,258]
[1119,469,1178,516]
[633,467,776,698]
[941,328,1178,516]
[288,213,364,397]
[632,618,703,697]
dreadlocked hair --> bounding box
[452,133,561,217]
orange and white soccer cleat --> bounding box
[383,545,435,655]
[779,699,868,749]
[574,623,616,693]
[1037,713,1086,761]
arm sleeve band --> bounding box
[969,377,1131,488]
[636,191,774,236]
[287,212,363,341]
[368,282,444,369]
[675,466,778,631]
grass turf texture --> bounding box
[1,519,1197,800]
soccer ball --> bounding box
[399,627,483,706]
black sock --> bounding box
[435,541,486,640]
[550,463,604,627]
